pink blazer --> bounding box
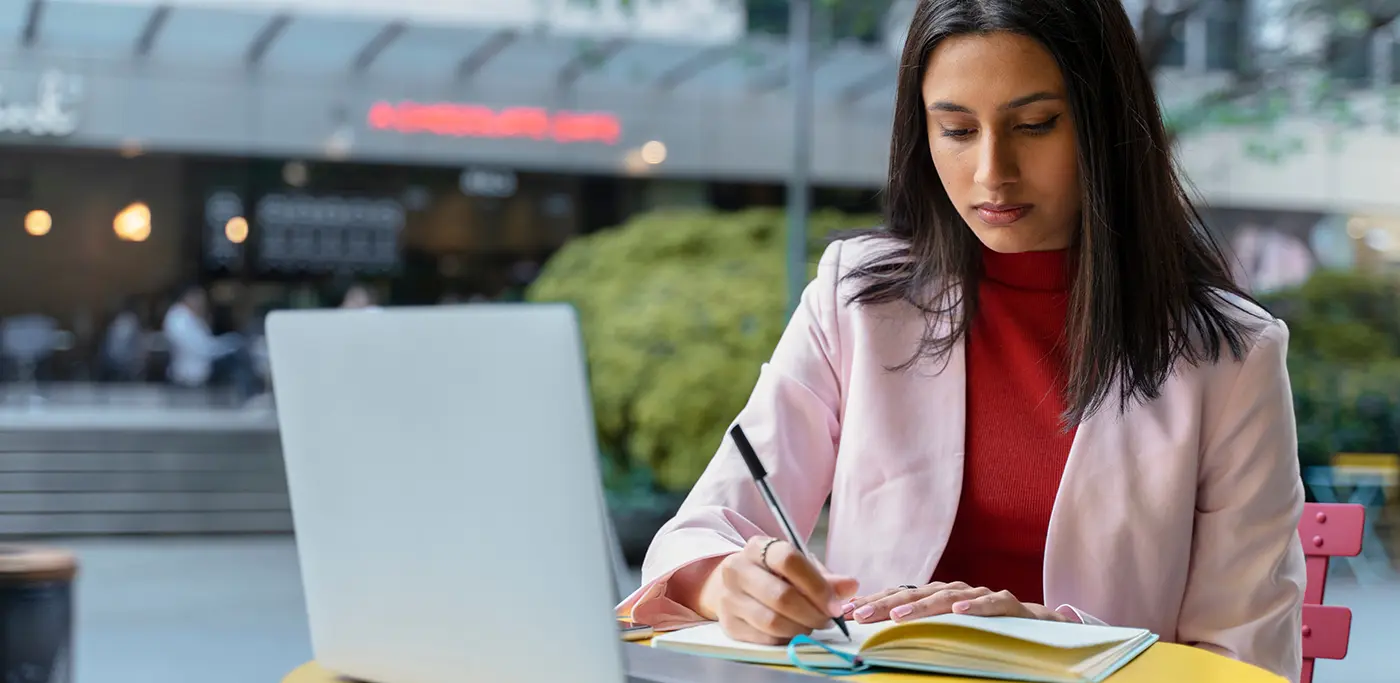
[618,237,1306,682]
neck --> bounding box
[980,246,1071,292]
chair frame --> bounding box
[1298,502,1365,683]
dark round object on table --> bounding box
[0,546,77,683]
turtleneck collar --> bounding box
[980,245,1072,292]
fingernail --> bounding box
[953,601,970,612]
[854,605,874,620]
[829,599,847,616]
[890,604,913,620]
[840,601,856,614]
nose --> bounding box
[973,132,1019,191]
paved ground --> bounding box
[56,535,1400,683]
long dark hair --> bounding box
[846,0,1260,426]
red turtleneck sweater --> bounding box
[929,247,1076,606]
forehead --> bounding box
[921,32,1065,105]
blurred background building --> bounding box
[2,0,1398,347]
[0,0,888,357]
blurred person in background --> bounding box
[241,299,285,410]
[340,283,378,310]
[162,283,255,402]
[100,296,149,382]
[620,0,1304,680]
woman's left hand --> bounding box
[841,582,1069,624]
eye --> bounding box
[1018,114,1062,136]
[939,127,975,140]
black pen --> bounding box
[730,423,852,642]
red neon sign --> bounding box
[367,102,622,145]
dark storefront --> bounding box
[0,142,881,380]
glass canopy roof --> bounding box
[1,0,899,106]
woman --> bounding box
[340,283,378,310]
[619,0,1306,679]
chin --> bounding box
[971,230,1039,254]
[969,226,1070,254]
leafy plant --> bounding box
[1260,269,1400,466]
[527,207,878,492]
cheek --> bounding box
[928,144,972,198]
[1027,137,1080,209]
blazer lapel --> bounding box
[831,322,967,592]
[1043,392,1191,626]
[906,335,968,584]
[1043,409,1105,607]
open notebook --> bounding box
[650,614,1158,683]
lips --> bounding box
[975,204,1033,226]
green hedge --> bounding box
[1259,269,1400,468]
[527,207,878,492]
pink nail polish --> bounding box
[890,604,913,619]
[854,605,874,620]
[953,601,970,612]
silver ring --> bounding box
[759,539,781,572]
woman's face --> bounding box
[921,31,1081,253]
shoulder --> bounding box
[816,232,905,272]
[1205,289,1287,356]
[162,306,184,327]
[804,235,942,368]
[814,233,915,300]
[1184,289,1288,392]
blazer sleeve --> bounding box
[616,240,848,629]
[1177,320,1307,681]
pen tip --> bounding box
[834,616,852,640]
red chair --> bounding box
[1297,502,1364,683]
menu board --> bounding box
[255,193,405,274]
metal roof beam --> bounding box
[840,64,894,104]
[655,43,733,91]
[352,20,406,73]
[557,36,628,88]
[749,50,835,94]
[135,5,172,58]
[456,28,518,81]
[246,13,292,68]
[20,0,44,49]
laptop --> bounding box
[267,304,632,683]
[267,304,818,683]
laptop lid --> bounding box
[267,304,625,683]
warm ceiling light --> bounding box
[24,210,51,236]
[1347,217,1368,240]
[640,140,668,165]
[224,216,249,244]
[114,202,152,242]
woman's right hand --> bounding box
[694,536,859,645]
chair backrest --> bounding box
[0,314,59,360]
[1297,502,1364,683]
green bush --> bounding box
[527,207,879,492]
[1259,269,1400,467]
[1260,269,1400,364]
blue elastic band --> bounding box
[785,634,870,676]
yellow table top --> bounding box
[284,640,1284,683]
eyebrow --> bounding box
[928,91,1062,115]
